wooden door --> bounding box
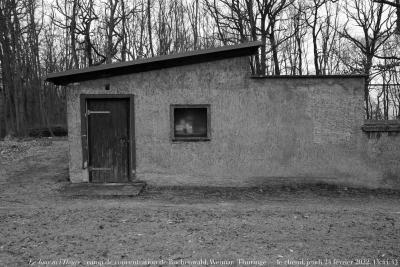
[87,98,130,183]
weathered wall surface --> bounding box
[66,56,400,188]
[362,132,400,189]
[0,88,5,138]
[67,87,89,183]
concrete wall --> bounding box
[66,56,400,189]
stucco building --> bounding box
[47,41,400,189]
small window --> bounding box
[170,104,211,141]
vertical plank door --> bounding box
[87,99,130,183]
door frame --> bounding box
[80,94,136,182]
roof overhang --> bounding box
[46,41,262,86]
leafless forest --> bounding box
[0,0,399,137]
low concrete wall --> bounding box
[66,56,400,189]
[362,131,400,189]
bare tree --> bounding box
[373,0,400,33]
[341,0,396,118]
[2,0,400,137]
[76,0,98,66]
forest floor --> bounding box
[0,138,400,267]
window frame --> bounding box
[170,104,211,142]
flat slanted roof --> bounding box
[46,41,262,85]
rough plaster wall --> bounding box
[66,56,400,188]
[0,90,4,137]
[67,86,89,183]
[363,132,400,188]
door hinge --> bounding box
[89,167,112,171]
[87,110,111,115]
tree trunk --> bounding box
[70,0,79,68]
[269,21,280,75]
[312,25,320,75]
[147,0,154,57]
[260,16,267,75]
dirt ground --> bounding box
[0,138,400,267]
